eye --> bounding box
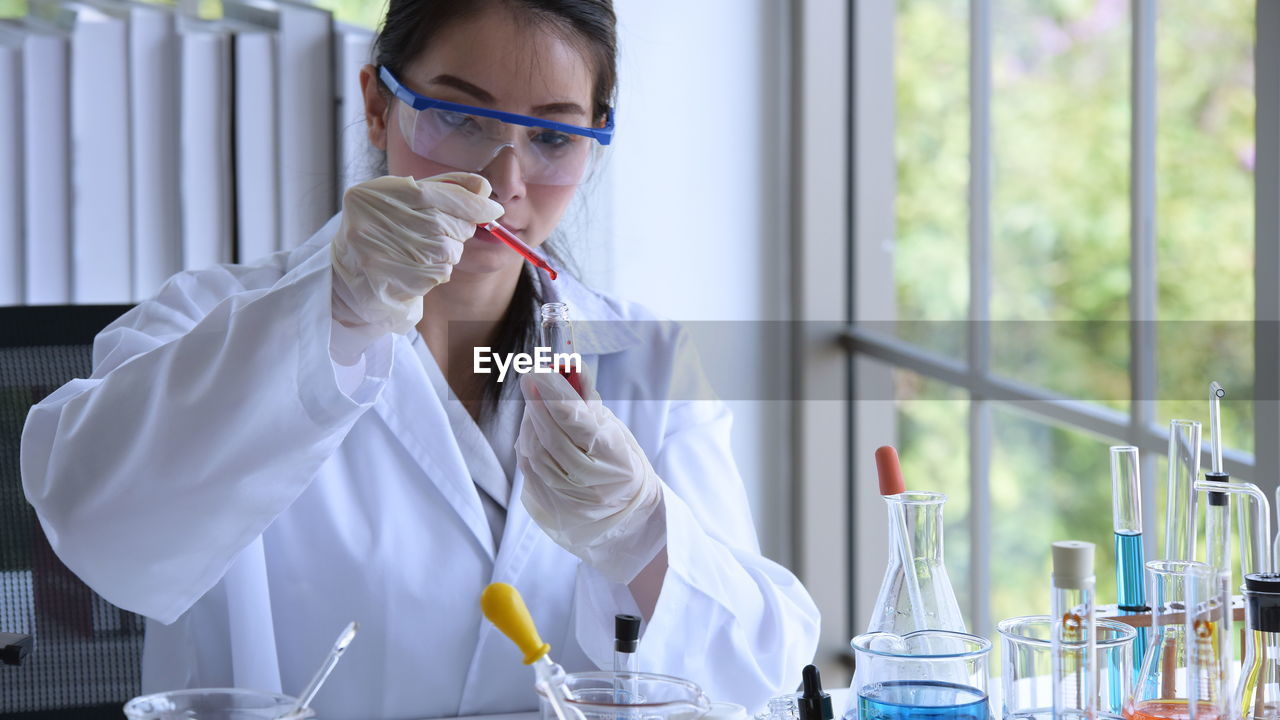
[531,130,577,153]
[438,110,480,133]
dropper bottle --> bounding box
[797,665,833,720]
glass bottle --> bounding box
[866,491,965,634]
[1126,561,1227,720]
[1236,573,1280,719]
[539,302,583,396]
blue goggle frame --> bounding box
[379,65,615,146]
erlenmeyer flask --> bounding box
[1126,561,1228,720]
[867,491,965,634]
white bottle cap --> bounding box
[1052,540,1095,589]
[704,701,749,720]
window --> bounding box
[842,0,1275,649]
[311,0,384,29]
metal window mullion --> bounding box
[1256,0,1280,524]
[968,0,993,639]
[843,328,1257,476]
[1130,0,1160,561]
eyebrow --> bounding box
[426,74,589,118]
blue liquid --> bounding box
[858,681,988,720]
[1114,531,1148,686]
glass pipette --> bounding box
[1210,382,1225,473]
[434,178,558,280]
[481,222,558,280]
[1111,446,1147,684]
[874,446,927,633]
[283,621,358,718]
[480,583,583,720]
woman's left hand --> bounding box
[516,371,666,584]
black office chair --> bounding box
[1,305,143,719]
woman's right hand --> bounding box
[330,172,504,337]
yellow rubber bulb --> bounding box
[481,582,551,665]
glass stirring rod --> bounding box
[285,621,358,718]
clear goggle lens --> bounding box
[396,100,598,187]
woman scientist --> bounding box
[20,0,819,717]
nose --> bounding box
[481,146,526,205]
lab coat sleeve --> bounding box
[573,333,820,711]
[20,240,393,625]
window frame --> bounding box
[794,0,1280,670]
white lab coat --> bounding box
[21,213,820,720]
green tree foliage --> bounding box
[895,0,1255,638]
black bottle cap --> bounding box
[798,665,833,720]
[1245,573,1280,632]
[615,614,641,653]
[1246,573,1280,593]
[0,633,32,666]
[1205,472,1229,506]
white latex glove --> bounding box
[330,172,504,350]
[517,371,666,584]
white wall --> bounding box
[592,0,793,562]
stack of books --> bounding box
[0,0,375,306]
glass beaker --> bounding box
[1126,561,1228,720]
[867,492,966,635]
[123,688,312,719]
[849,630,990,720]
[1236,573,1280,719]
[998,615,1138,720]
[537,671,712,720]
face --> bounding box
[360,5,597,280]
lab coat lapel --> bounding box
[371,335,497,561]
[457,465,558,716]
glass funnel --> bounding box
[1126,561,1228,720]
[537,671,711,720]
[867,491,965,635]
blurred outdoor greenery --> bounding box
[313,0,385,30]
[895,0,1256,644]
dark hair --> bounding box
[372,0,617,421]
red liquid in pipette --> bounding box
[481,222,558,281]
[434,178,557,280]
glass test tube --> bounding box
[1163,420,1201,562]
[1111,446,1148,686]
[1052,541,1098,720]
[539,302,584,398]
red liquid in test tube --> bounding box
[557,363,584,398]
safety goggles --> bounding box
[379,66,614,187]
